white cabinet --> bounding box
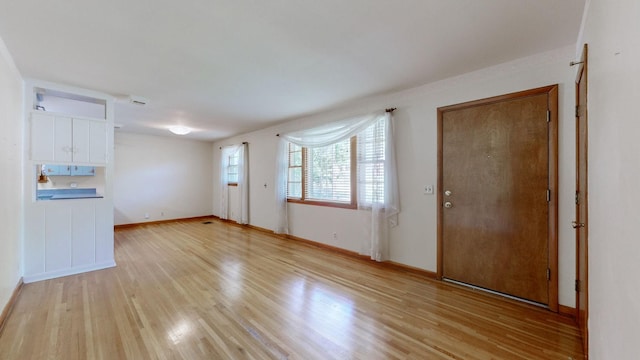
[24,198,115,282]
[44,205,72,271]
[52,115,72,162]
[24,81,115,285]
[30,112,57,161]
[31,112,107,164]
[88,121,107,163]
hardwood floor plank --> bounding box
[0,217,584,359]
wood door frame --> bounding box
[436,85,559,312]
[575,43,589,357]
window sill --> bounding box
[287,198,357,210]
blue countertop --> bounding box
[37,188,103,200]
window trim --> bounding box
[287,137,357,209]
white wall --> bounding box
[114,132,214,225]
[0,36,23,311]
[579,0,640,357]
[213,46,579,307]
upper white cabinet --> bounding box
[31,111,107,164]
[30,112,57,161]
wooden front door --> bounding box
[575,44,589,357]
[437,86,558,309]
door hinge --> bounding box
[575,191,580,205]
[547,110,551,122]
[546,189,551,202]
[575,105,580,118]
[547,268,551,281]
[575,279,580,292]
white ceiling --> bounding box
[0,0,585,141]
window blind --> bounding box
[305,138,351,202]
[287,143,303,198]
[227,152,240,184]
[357,118,385,204]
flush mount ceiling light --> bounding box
[168,125,191,135]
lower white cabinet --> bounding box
[24,198,115,282]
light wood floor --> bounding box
[0,217,584,359]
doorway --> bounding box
[437,85,559,310]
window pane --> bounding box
[358,118,385,204]
[227,164,239,183]
[289,167,302,182]
[306,139,351,202]
[288,182,302,198]
[287,143,304,199]
[229,153,239,166]
[290,151,302,166]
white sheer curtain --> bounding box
[220,143,249,224]
[237,143,249,224]
[274,110,399,261]
[357,112,399,261]
[274,138,290,234]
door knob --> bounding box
[444,201,453,208]
[572,221,585,229]
[444,190,452,196]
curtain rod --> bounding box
[219,141,248,150]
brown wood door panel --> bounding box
[438,87,557,306]
[575,44,589,357]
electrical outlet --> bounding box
[333,232,337,240]
[161,212,164,217]
[424,185,434,195]
[144,213,149,219]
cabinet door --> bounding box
[89,121,107,164]
[70,165,95,176]
[44,164,71,176]
[71,118,90,163]
[72,203,96,267]
[43,164,59,176]
[31,112,107,165]
[44,205,72,272]
[54,116,73,162]
[31,112,55,161]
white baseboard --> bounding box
[23,261,117,283]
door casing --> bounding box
[575,43,589,357]
[436,85,559,312]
